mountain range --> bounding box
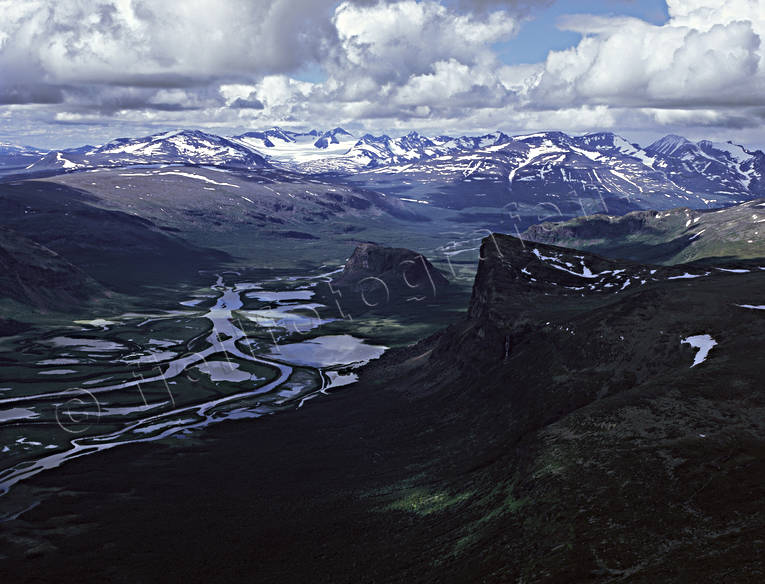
[6,128,763,223]
[343,131,765,218]
[2,126,764,309]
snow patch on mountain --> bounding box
[681,334,717,367]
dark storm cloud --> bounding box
[0,84,66,105]
[106,74,213,90]
[230,98,266,110]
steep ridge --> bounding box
[416,234,746,377]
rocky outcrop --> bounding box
[464,233,692,327]
[331,243,449,303]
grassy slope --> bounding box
[522,199,765,265]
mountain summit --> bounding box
[25,129,269,173]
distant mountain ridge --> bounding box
[0,143,47,170]
[343,130,765,219]
[4,128,765,212]
[522,198,765,265]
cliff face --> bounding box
[359,232,765,580]
[432,234,687,402]
[375,233,715,418]
[466,232,690,326]
[332,243,449,301]
[0,227,105,310]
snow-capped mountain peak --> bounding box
[314,127,354,148]
[646,134,694,157]
[24,129,268,173]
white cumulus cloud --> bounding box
[528,0,765,115]
[1,0,764,147]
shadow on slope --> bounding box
[0,180,230,293]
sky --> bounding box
[1,0,764,150]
